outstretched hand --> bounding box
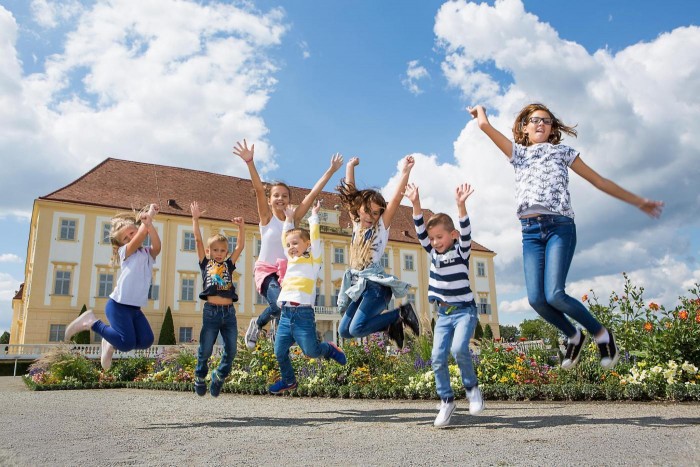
[231,216,244,227]
[639,199,664,218]
[404,183,420,204]
[312,199,322,215]
[329,153,344,172]
[233,139,254,162]
[402,155,415,173]
[347,157,360,167]
[147,203,159,219]
[190,201,204,219]
[455,183,475,204]
[467,105,485,119]
[284,205,295,221]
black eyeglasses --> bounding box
[528,116,553,125]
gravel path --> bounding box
[1,377,699,466]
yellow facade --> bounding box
[12,198,500,344]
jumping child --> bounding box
[469,103,663,370]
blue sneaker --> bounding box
[194,377,207,397]
[210,371,224,398]
[269,379,297,394]
[327,342,347,365]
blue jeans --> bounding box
[339,280,398,339]
[274,306,331,384]
[432,305,479,400]
[256,274,281,328]
[92,299,154,352]
[195,303,238,379]
[521,215,603,338]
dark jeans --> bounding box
[338,280,398,339]
[195,303,238,379]
[92,298,154,352]
[256,274,282,328]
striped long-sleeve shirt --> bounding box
[277,214,322,306]
[413,213,475,306]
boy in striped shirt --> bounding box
[404,182,484,428]
[268,201,347,394]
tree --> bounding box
[158,306,176,345]
[0,331,9,344]
[519,318,560,345]
[483,323,493,340]
[473,320,483,340]
[499,325,518,341]
[72,305,91,344]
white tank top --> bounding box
[258,214,286,264]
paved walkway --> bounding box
[1,377,699,466]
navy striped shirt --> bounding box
[413,213,475,306]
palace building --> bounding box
[10,158,500,345]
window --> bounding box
[255,238,262,256]
[331,288,340,308]
[333,247,344,264]
[142,235,152,248]
[179,327,193,343]
[54,270,71,295]
[148,284,160,300]
[101,222,111,244]
[380,252,389,269]
[315,286,325,306]
[477,261,486,277]
[404,254,414,271]
[478,296,491,315]
[227,236,237,254]
[183,232,196,251]
[97,273,114,297]
[181,278,195,301]
[407,292,416,304]
[49,324,66,342]
[256,290,266,305]
[59,219,76,240]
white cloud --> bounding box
[381,0,700,326]
[30,0,84,28]
[0,254,23,263]
[299,40,310,59]
[0,1,288,218]
[402,60,430,95]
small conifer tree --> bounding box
[158,306,176,345]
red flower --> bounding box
[643,321,653,332]
[519,337,527,342]
[696,312,700,324]
[582,294,588,302]
[495,347,501,352]
[506,346,514,352]
[679,309,689,320]
[649,302,660,311]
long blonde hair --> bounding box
[109,205,150,266]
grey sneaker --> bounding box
[434,399,456,428]
[245,320,260,350]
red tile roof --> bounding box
[41,158,494,253]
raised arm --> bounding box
[345,157,359,188]
[233,139,272,225]
[456,182,474,218]
[190,201,206,262]
[125,204,160,259]
[468,105,513,158]
[570,157,664,218]
[404,182,422,216]
[455,183,474,253]
[293,153,344,224]
[382,155,414,228]
[229,216,246,263]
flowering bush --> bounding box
[23,276,700,401]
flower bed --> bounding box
[23,276,700,401]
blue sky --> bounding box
[1,0,699,335]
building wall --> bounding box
[12,199,500,344]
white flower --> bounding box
[681,361,698,375]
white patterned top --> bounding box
[510,142,579,219]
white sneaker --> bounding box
[65,310,97,342]
[434,399,456,428]
[467,387,484,415]
[245,320,260,350]
[101,339,114,371]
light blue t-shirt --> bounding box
[109,245,154,307]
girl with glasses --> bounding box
[468,103,663,371]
